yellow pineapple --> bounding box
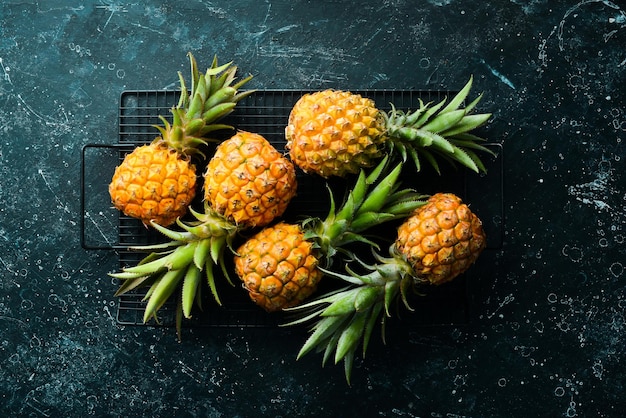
[285,77,493,178]
[285,193,486,384]
[235,222,323,312]
[234,158,427,312]
[109,144,198,227]
[395,193,486,285]
[109,53,253,226]
[204,131,296,228]
[111,131,297,338]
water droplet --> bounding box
[609,262,624,278]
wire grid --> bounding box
[112,89,503,329]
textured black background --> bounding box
[1,1,625,417]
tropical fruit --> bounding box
[109,53,253,226]
[234,222,323,312]
[285,193,486,384]
[395,193,486,285]
[110,131,297,338]
[204,131,296,228]
[234,158,427,312]
[285,77,493,178]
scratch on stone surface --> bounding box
[0,256,18,276]
[0,57,12,84]
[16,94,70,129]
[276,24,299,33]
[480,59,516,89]
[363,27,382,47]
[85,211,114,246]
[291,68,348,86]
[95,4,128,32]
[258,44,356,62]
[38,168,71,214]
[0,227,8,242]
[178,360,203,384]
[129,22,167,35]
[0,315,27,327]
[24,390,52,417]
[603,29,619,42]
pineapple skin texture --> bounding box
[109,143,197,227]
[395,193,486,285]
[285,90,385,178]
[234,222,323,312]
[203,131,297,228]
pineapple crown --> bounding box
[110,202,239,339]
[384,76,495,174]
[283,246,417,385]
[302,156,427,266]
[155,52,255,158]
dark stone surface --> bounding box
[1,1,625,416]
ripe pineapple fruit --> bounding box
[285,77,493,178]
[109,53,253,226]
[285,193,486,384]
[111,131,297,338]
[234,222,323,312]
[395,193,486,285]
[204,131,296,228]
[234,158,428,312]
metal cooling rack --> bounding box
[81,89,504,330]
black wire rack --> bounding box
[81,89,504,330]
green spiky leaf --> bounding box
[420,109,466,134]
[143,269,185,323]
[321,288,360,317]
[297,315,351,360]
[113,274,157,297]
[440,76,473,114]
[362,302,384,357]
[182,264,202,318]
[205,257,222,306]
[334,310,368,365]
